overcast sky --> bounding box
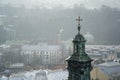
[0,0,120,9]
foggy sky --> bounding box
[0,0,120,9]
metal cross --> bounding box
[76,16,83,32]
[76,16,83,26]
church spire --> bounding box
[76,16,83,33]
[66,16,93,80]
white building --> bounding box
[21,43,62,65]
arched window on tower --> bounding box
[74,44,77,53]
[77,44,79,53]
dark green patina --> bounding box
[66,16,93,80]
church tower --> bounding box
[66,16,93,80]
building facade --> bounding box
[21,43,62,65]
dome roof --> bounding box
[84,32,94,40]
[73,33,86,42]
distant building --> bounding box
[91,62,120,80]
[10,73,27,80]
[86,45,118,61]
[87,53,102,60]
[21,43,62,65]
[7,63,24,73]
[115,49,120,59]
[0,53,3,63]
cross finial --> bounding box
[76,16,83,33]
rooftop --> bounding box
[9,63,24,68]
[99,61,120,67]
[98,62,120,75]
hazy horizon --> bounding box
[0,0,120,44]
[0,0,120,9]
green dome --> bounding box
[73,33,86,42]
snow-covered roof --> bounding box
[87,53,102,56]
[9,63,24,68]
[0,44,10,48]
[47,70,68,80]
[0,69,68,80]
[98,62,120,75]
[10,73,27,80]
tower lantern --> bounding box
[66,16,93,80]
